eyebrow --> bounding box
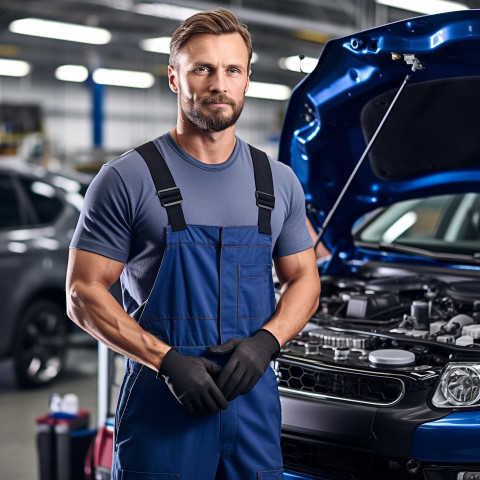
[191,61,244,70]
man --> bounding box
[66,8,320,480]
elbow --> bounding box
[66,282,88,330]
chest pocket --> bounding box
[238,264,271,319]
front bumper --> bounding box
[280,392,480,479]
[412,412,480,463]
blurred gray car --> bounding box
[0,161,91,387]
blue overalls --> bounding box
[112,141,284,480]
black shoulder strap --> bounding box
[249,144,275,235]
[135,141,187,231]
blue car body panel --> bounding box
[412,411,480,463]
[278,9,480,271]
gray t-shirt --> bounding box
[71,134,312,314]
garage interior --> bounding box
[0,1,478,479]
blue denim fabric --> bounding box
[112,224,282,480]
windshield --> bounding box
[355,193,480,256]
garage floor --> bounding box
[0,347,98,480]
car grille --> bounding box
[281,432,375,480]
[275,358,405,406]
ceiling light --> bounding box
[9,18,111,45]
[55,65,89,83]
[279,55,318,74]
[134,3,200,21]
[140,36,171,54]
[375,0,468,15]
[247,81,291,101]
[0,58,30,77]
[92,68,155,89]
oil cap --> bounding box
[369,349,415,368]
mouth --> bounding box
[201,96,234,108]
[205,102,230,107]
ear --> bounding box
[168,65,178,93]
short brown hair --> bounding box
[169,8,253,69]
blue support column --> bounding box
[88,73,104,148]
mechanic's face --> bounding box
[169,33,250,132]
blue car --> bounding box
[278,9,480,480]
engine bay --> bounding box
[282,272,480,372]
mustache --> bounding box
[200,95,235,106]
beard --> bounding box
[180,92,244,132]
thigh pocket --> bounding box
[122,471,179,479]
[238,264,271,319]
[257,469,283,479]
[115,366,144,442]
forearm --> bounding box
[67,280,170,372]
[262,272,320,346]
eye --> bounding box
[227,68,240,74]
[194,66,209,73]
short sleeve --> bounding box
[273,167,313,258]
[70,164,133,262]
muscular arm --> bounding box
[66,248,170,373]
[264,247,320,345]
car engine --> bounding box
[277,273,480,406]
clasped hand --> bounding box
[159,329,280,417]
[209,329,280,401]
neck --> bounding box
[170,122,237,165]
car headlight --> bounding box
[432,363,480,408]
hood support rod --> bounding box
[314,54,424,249]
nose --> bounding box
[209,71,227,93]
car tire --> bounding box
[13,299,68,388]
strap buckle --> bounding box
[158,186,183,207]
[256,191,275,210]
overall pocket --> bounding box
[237,264,271,319]
[115,365,144,444]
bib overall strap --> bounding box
[249,144,275,235]
[136,141,187,231]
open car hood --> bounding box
[278,9,480,264]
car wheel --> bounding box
[13,299,68,388]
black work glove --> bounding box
[158,348,228,417]
[209,329,280,401]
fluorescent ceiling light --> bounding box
[279,55,318,74]
[247,81,291,101]
[0,58,30,77]
[55,65,89,83]
[92,68,155,89]
[141,36,171,54]
[135,3,200,21]
[375,0,468,15]
[9,18,111,45]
